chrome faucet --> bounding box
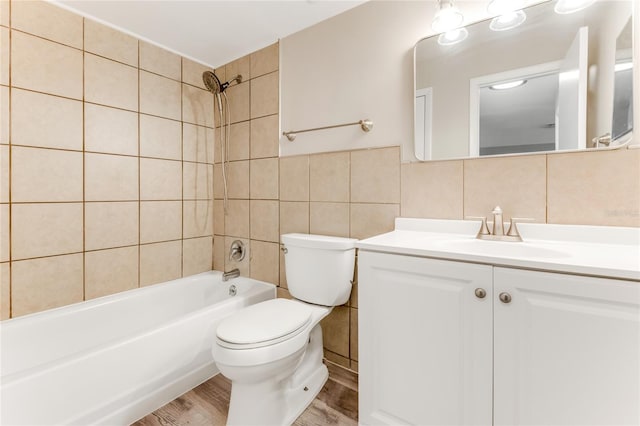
[222,268,240,282]
[467,206,533,242]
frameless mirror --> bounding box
[414,0,633,161]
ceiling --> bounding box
[53,0,366,68]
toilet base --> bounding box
[283,361,328,425]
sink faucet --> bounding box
[222,268,240,282]
[467,206,533,242]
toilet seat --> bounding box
[217,299,312,350]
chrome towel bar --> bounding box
[283,119,373,141]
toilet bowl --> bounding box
[212,233,357,426]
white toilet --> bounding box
[212,233,357,426]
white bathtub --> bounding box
[0,271,275,425]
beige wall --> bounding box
[0,1,217,319]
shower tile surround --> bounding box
[1,0,639,380]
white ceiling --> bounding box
[53,0,366,68]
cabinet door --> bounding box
[494,267,640,425]
[359,251,493,425]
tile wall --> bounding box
[0,0,217,318]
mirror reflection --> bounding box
[414,0,633,161]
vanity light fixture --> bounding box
[432,0,464,33]
[489,79,527,90]
[554,0,596,14]
[437,27,469,46]
[489,10,527,31]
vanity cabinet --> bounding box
[359,251,640,426]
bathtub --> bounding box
[0,271,275,425]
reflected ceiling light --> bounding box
[489,79,527,90]
[432,0,464,33]
[487,0,525,16]
[554,0,596,14]
[438,27,469,46]
[489,10,527,31]
[615,61,633,72]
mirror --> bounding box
[414,0,633,161]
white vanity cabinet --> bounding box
[359,251,640,426]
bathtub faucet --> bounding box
[222,268,241,282]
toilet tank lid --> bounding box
[282,233,358,250]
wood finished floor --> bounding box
[132,362,358,426]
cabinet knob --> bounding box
[499,292,512,303]
[474,288,487,299]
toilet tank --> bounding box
[281,233,357,306]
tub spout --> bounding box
[222,268,240,282]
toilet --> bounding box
[212,233,357,426]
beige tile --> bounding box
[11,254,83,317]
[225,54,250,82]
[1,203,8,262]
[279,249,287,288]
[225,199,250,238]
[401,160,463,219]
[310,202,350,237]
[85,103,138,156]
[213,200,225,235]
[184,162,213,200]
[11,1,82,48]
[280,155,309,201]
[183,123,214,163]
[140,114,182,161]
[85,202,138,251]
[11,203,83,260]
[183,83,214,127]
[1,26,7,86]
[183,236,213,276]
[320,306,350,358]
[251,115,279,159]
[140,158,182,200]
[85,247,138,300]
[464,155,546,222]
[350,308,358,361]
[140,201,182,243]
[548,149,640,226]
[251,42,278,78]
[140,41,181,80]
[184,200,213,239]
[85,153,138,201]
[11,146,83,202]
[11,30,82,99]
[84,19,138,66]
[213,235,225,271]
[140,240,182,286]
[250,200,279,242]
[0,262,9,319]
[228,160,249,199]
[1,145,8,203]
[350,262,358,308]
[0,86,7,144]
[182,58,212,90]
[351,147,400,203]
[250,240,279,285]
[0,0,8,27]
[228,122,250,161]
[226,81,250,124]
[277,287,293,300]
[140,70,182,120]
[223,236,249,276]
[85,53,138,111]
[251,72,278,119]
[213,164,224,199]
[250,158,279,200]
[310,152,350,202]
[350,203,399,239]
[280,201,309,235]
[11,89,83,150]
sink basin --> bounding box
[431,238,571,259]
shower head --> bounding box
[202,71,242,94]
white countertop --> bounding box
[356,219,640,281]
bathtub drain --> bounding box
[229,285,237,296]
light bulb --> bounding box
[432,0,464,33]
[554,0,596,14]
[437,27,469,46]
[489,10,527,31]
